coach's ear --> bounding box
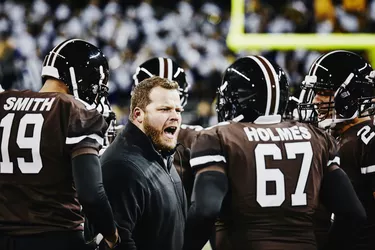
[133,107,145,124]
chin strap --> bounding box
[318,111,358,130]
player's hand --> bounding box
[104,228,120,249]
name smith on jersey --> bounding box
[3,97,55,112]
[244,126,312,142]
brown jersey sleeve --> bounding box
[358,126,375,175]
[190,126,227,171]
[65,98,108,154]
[175,125,203,201]
[309,125,340,171]
[353,124,375,196]
[324,132,340,168]
[179,124,203,148]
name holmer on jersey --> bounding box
[3,97,55,112]
[244,126,312,142]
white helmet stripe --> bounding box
[167,58,173,80]
[132,67,141,86]
[45,40,67,66]
[50,39,83,67]
[258,55,280,114]
[247,56,272,115]
[158,57,164,78]
[311,50,345,77]
[140,68,154,78]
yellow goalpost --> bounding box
[226,0,375,65]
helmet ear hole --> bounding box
[334,86,357,118]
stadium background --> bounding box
[1,0,375,127]
[1,0,374,249]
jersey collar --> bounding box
[254,115,282,124]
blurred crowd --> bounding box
[1,0,375,126]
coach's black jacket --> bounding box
[100,121,187,250]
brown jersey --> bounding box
[174,124,202,201]
[190,117,339,250]
[337,120,375,249]
[0,90,107,235]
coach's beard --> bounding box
[144,118,177,153]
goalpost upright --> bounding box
[227,0,375,66]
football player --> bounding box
[132,57,197,200]
[0,39,119,250]
[298,50,375,250]
[183,56,365,250]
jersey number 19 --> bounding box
[0,113,44,174]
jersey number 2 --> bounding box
[0,113,44,174]
[255,141,313,207]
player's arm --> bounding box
[99,160,147,250]
[365,173,375,201]
[183,165,228,250]
[320,164,366,250]
[360,139,375,200]
[67,101,119,248]
[183,128,229,250]
[71,148,119,248]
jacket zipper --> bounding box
[164,163,186,220]
[168,172,186,221]
[158,155,186,220]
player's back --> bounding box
[193,118,337,249]
[337,120,375,249]
[0,90,106,235]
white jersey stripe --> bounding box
[361,165,375,174]
[327,156,340,167]
[66,133,104,145]
[190,155,226,167]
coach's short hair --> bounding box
[129,76,179,120]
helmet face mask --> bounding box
[96,96,117,146]
[216,84,238,122]
[297,50,375,129]
[41,39,110,106]
[216,56,289,123]
[132,57,189,107]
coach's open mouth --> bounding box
[164,126,177,138]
